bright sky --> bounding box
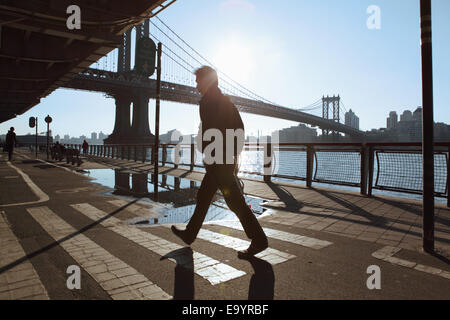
[1,0,449,138]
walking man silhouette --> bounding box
[171,66,268,257]
[5,127,17,161]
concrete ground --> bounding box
[0,148,449,300]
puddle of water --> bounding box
[82,168,269,226]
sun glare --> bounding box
[213,37,254,83]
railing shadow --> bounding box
[266,181,303,212]
[312,188,389,225]
[0,199,139,275]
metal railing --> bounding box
[59,142,450,206]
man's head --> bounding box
[9,127,14,132]
[194,66,218,95]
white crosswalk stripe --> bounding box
[0,212,49,300]
[209,220,333,249]
[70,203,246,285]
[107,199,295,265]
[26,206,172,300]
[169,225,296,265]
[108,199,332,250]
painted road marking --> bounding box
[71,203,246,285]
[169,225,296,265]
[108,199,296,265]
[107,199,165,218]
[210,220,333,249]
[372,246,450,280]
[1,161,49,207]
[26,206,171,300]
[0,211,49,300]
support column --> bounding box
[131,173,148,195]
[131,93,151,136]
[104,94,131,144]
[113,170,130,195]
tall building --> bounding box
[400,110,413,122]
[55,134,60,141]
[413,107,422,122]
[344,109,359,130]
[98,131,106,141]
[386,111,398,130]
[91,132,97,140]
[276,124,317,143]
[64,134,70,140]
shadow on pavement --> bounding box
[0,199,139,275]
[161,247,194,300]
[239,255,274,300]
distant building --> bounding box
[413,107,422,122]
[64,134,70,140]
[91,132,97,140]
[400,110,413,122]
[344,109,359,130]
[98,131,106,141]
[55,134,60,142]
[275,124,317,143]
[386,111,398,130]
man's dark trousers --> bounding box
[185,163,266,241]
[7,146,13,161]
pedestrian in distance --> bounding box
[5,127,17,161]
[171,66,268,257]
[82,139,89,155]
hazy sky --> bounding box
[1,0,449,138]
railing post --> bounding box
[264,142,272,183]
[162,145,167,166]
[360,144,369,195]
[190,143,195,171]
[447,145,450,207]
[306,145,314,188]
[142,146,146,163]
[127,145,130,160]
[121,146,124,160]
[150,146,154,164]
[368,146,374,197]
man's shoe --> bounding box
[171,225,195,245]
[237,237,268,257]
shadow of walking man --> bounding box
[161,247,194,300]
[239,256,275,300]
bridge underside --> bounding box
[63,69,365,139]
[0,0,172,123]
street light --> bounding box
[45,115,52,160]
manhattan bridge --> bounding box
[63,16,364,145]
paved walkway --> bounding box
[0,149,449,300]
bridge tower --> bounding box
[322,95,340,137]
[104,20,155,145]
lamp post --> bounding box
[45,115,52,160]
[420,0,434,253]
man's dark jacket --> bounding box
[5,130,16,147]
[199,86,244,164]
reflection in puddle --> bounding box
[83,169,269,226]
